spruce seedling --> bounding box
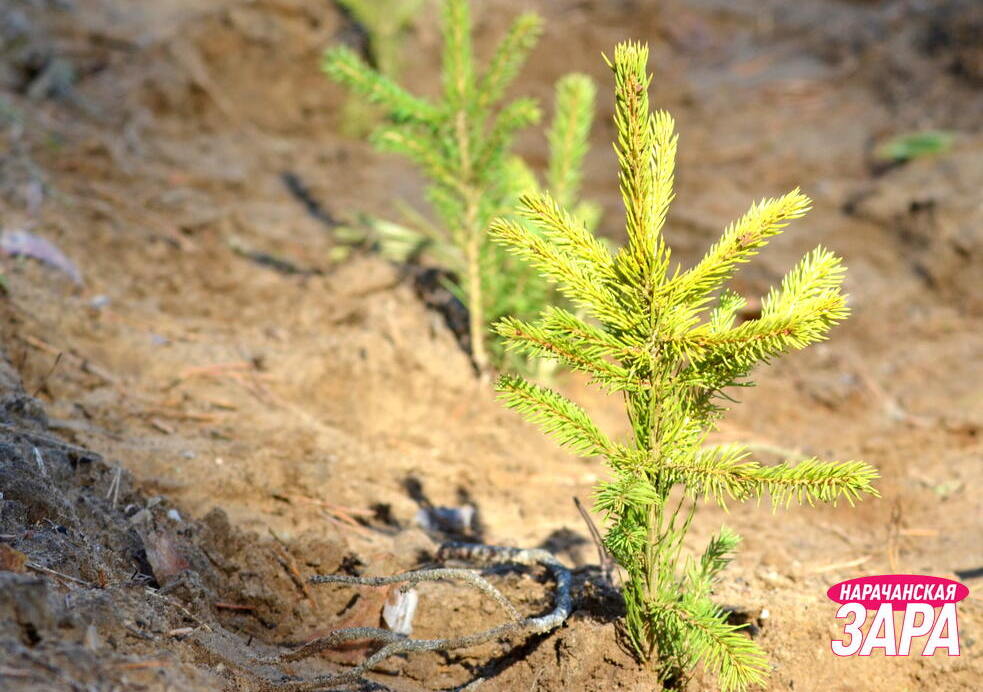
[323,0,597,372]
[492,42,879,691]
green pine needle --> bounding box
[496,374,614,457]
[322,46,439,125]
[698,526,741,583]
[478,12,543,111]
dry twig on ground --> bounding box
[258,542,572,691]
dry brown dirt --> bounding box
[0,0,980,690]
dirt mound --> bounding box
[0,348,358,689]
[0,343,644,691]
[844,144,983,314]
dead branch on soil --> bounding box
[574,496,617,586]
[268,528,314,601]
[259,542,572,691]
[25,562,93,588]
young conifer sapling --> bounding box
[323,0,597,372]
[492,42,879,691]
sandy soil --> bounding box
[0,0,980,690]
